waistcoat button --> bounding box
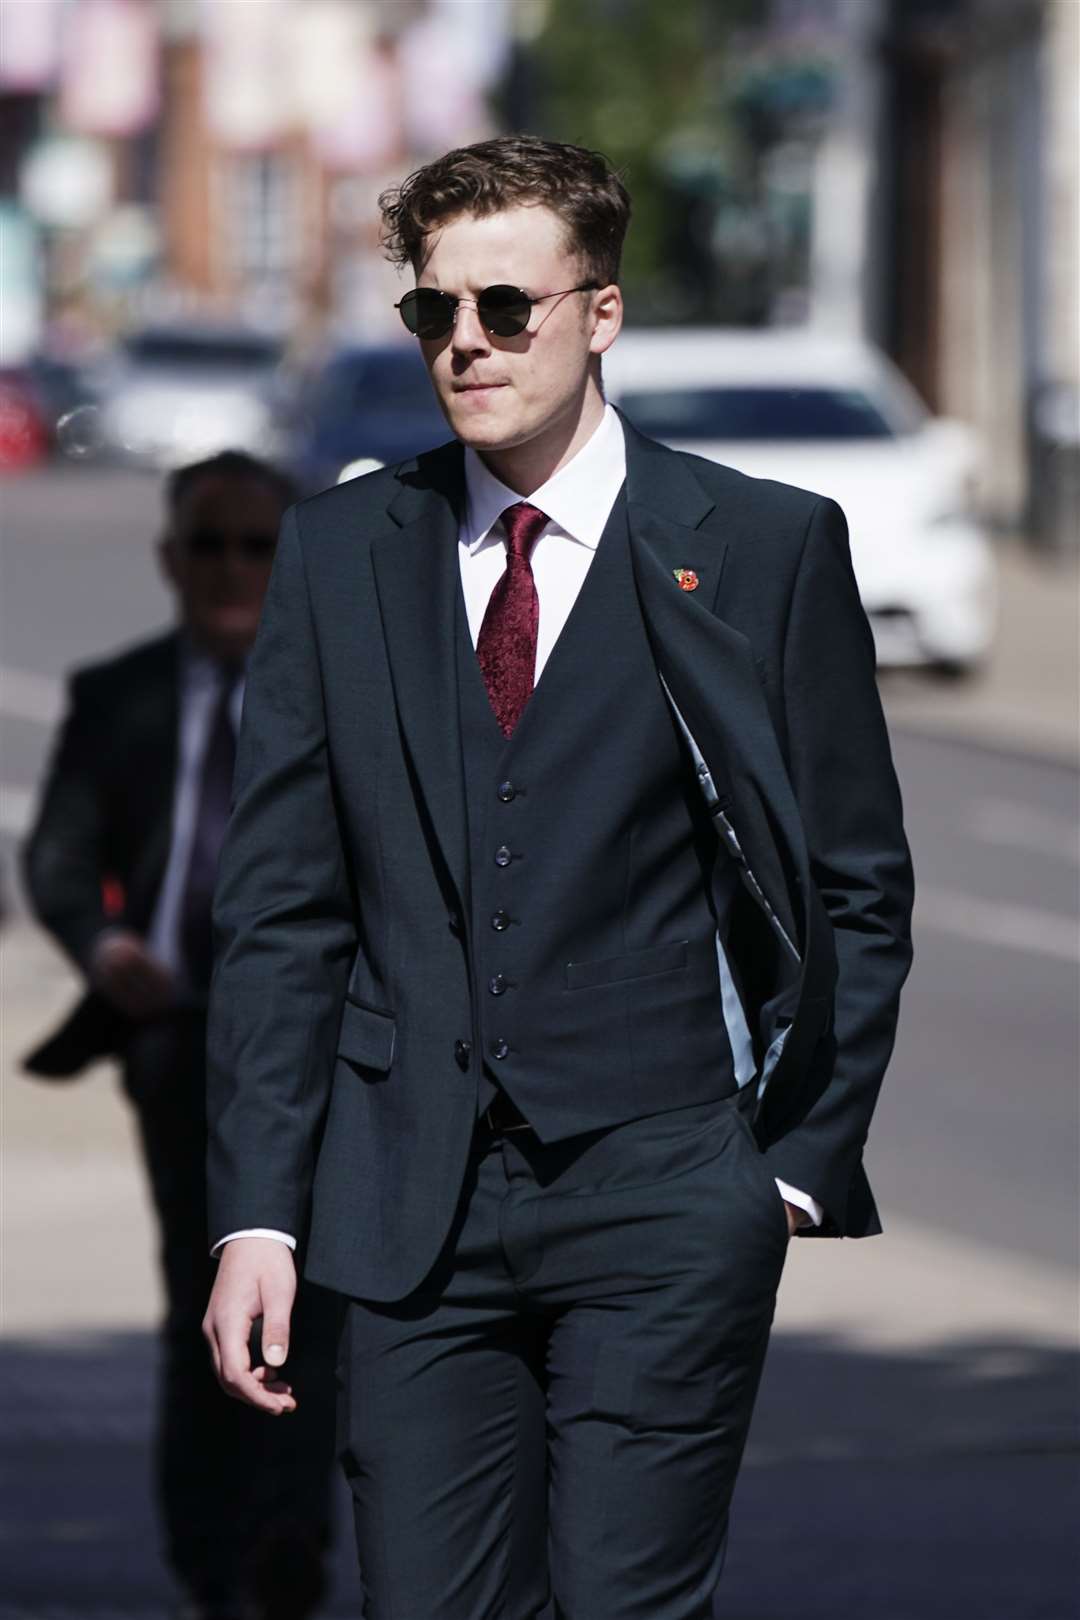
[490,1038,510,1060]
[453,1039,471,1071]
[496,780,516,802]
[491,909,510,931]
[494,845,512,867]
[488,974,507,995]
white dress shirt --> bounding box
[217,404,822,1252]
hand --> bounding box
[91,930,175,1018]
[783,1199,809,1238]
[202,1236,298,1415]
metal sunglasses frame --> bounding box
[394,281,600,339]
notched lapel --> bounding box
[372,458,469,906]
[624,429,810,972]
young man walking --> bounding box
[204,136,914,1618]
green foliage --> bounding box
[533,0,764,302]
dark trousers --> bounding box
[126,1011,338,1610]
[337,1094,791,1620]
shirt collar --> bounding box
[462,402,626,555]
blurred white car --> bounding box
[603,329,997,673]
[88,324,293,470]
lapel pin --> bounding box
[673,568,699,592]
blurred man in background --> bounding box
[22,451,337,1620]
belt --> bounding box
[482,1089,534,1135]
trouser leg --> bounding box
[504,1099,791,1620]
[338,1136,549,1620]
[339,1098,788,1620]
[127,1013,336,1610]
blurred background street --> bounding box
[2,0,1078,1616]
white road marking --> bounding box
[0,666,63,725]
[915,887,1080,964]
[970,798,1080,865]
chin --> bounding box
[449,414,527,455]
[204,620,259,656]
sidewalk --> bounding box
[3,919,1076,1619]
[880,538,1079,764]
[2,532,1076,1617]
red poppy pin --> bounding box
[673,567,699,592]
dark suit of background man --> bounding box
[23,452,337,1620]
[204,137,915,1620]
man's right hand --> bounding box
[91,930,175,1018]
[202,1236,298,1415]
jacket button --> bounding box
[491,909,510,931]
[494,845,512,867]
[490,1038,510,1060]
[453,1039,471,1071]
[488,974,507,996]
[496,780,516,802]
[448,911,463,935]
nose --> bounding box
[450,299,491,356]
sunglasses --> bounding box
[395,282,599,340]
[185,530,277,562]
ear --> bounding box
[588,283,623,358]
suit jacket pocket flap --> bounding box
[337,999,396,1070]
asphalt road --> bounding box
[4,465,1076,1272]
[2,464,1077,1618]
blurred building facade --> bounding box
[879,0,1079,541]
[1,0,1075,541]
[0,0,509,350]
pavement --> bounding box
[879,536,1079,766]
[2,503,1077,1617]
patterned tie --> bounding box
[476,502,548,737]
[179,666,240,989]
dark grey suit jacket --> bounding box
[23,633,182,1076]
[206,417,914,1301]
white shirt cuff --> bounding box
[774,1179,824,1228]
[210,1228,297,1258]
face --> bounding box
[159,473,283,661]
[411,204,622,473]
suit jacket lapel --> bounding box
[622,415,809,960]
[371,446,469,907]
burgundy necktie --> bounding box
[476,502,548,737]
[179,666,240,989]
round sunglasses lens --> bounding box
[478,286,531,336]
[400,290,452,338]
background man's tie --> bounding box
[179,666,240,989]
[476,501,548,737]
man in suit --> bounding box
[23,451,337,1620]
[204,136,914,1618]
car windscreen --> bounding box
[124,334,283,369]
[616,386,898,441]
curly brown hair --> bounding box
[379,134,631,286]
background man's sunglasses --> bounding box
[395,282,599,340]
[185,532,277,561]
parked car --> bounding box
[86,323,293,469]
[290,342,450,495]
[603,328,997,673]
[0,368,49,472]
